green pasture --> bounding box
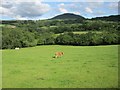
[0,24,5,27]
[2,45,118,88]
[55,31,102,36]
[72,31,102,34]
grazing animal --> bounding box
[54,52,64,58]
[15,47,20,50]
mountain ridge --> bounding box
[91,15,120,21]
[51,13,85,20]
[51,13,119,22]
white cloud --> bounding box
[0,7,13,16]
[1,0,51,20]
[59,8,68,13]
[42,0,119,2]
[15,15,29,20]
[85,7,93,13]
[86,0,104,2]
[1,1,13,8]
[59,3,65,7]
[58,3,68,13]
[73,12,81,15]
[88,2,104,9]
[58,3,81,15]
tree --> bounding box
[101,32,118,44]
[56,32,74,45]
[2,27,37,49]
[37,32,55,45]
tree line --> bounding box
[56,32,119,46]
[1,27,119,49]
[11,20,118,34]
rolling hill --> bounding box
[51,13,85,20]
[91,15,120,22]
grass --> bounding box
[2,45,118,88]
[0,24,16,28]
[72,31,102,34]
[55,31,102,36]
[0,50,1,89]
[0,24,5,27]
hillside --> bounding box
[51,13,85,20]
[91,15,120,22]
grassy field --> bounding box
[2,45,118,88]
[0,24,6,27]
[55,31,102,36]
[72,31,102,34]
[0,50,1,89]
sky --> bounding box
[0,0,119,20]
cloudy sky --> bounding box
[0,0,119,20]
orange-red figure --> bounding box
[55,52,64,58]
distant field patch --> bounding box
[56,31,102,36]
[0,24,5,27]
[73,31,102,34]
[0,24,16,28]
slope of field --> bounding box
[2,45,118,88]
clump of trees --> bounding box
[2,27,55,49]
[56,32,119,46]
[36,30,55,45]
[1,29,119,49]
[49,20,118,34]
[2,27,37,49]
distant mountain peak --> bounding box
[51,13,85,20]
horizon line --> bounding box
[1,13,119,21]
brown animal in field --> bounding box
[54,52,64,58]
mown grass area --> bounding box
[0,24,16,29]
[55,31,102,36]
[2,45,118,88]
[73,31,102,34]
[0,24,5,27]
